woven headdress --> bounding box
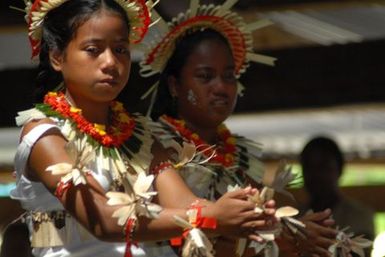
[22,0,156,59]
[139,0,276,79]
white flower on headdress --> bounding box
[27,0,70,42]
[46,137,94,186]
[106,172,162,226]
[329,228,372,257]
[23,0,33,23]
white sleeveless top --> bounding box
[10,123,176,257]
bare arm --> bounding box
[24,120,187,242]
[25,121,277,242]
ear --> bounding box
[49,50,64,72]
[167,76,178,98]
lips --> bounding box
[99,78,118,86]
[210,98,229,107]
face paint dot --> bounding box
[187,89,198,105]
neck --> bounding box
[65,91,110,125]
[179,119,219,144]
[309,192,341,211]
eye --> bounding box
[195,72,214,83]
[222,71,236,83]
[84,46,101,56]
[115,45,130,55]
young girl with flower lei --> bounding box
[9,0,279,257]
[137,1,352,256]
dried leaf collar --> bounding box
[161,115,236,167]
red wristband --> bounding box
[170,202,217,246]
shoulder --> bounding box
[20,118,58,140]
[338,196,375,217]
[14,106,59,140]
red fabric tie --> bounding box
[124,218,138,257]
[170,205,217,246]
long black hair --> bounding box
[150,28,232,121]
[34,0,130,102]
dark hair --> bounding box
[34,0,130,102]
[300,136,345,173]
[150,28,232,121]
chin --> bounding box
[93,91,121,102]
[213,113,230,124]
[206,116,228,128]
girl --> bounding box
[10,0,277,257]
[139,1,339,256]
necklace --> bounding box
[38,92,136,147]
[161,115,237,167]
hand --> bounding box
[204,187,277,241]
[279,209,337,257]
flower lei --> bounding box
[161,115,236,167]
[38,92,135,147]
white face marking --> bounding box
[187,89,198,105]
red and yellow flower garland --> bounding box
[42,92,135,147]
[161,115,237,167]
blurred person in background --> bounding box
[300,136,375,253]
[0,218,33,257]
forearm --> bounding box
[61,179,198,243]
[154,168,202,208]
[134,208,187,241]
[60,181,127,241]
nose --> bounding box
[101,48,118,72]
[212,76,229,94]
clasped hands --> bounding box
[204,186,279,242]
